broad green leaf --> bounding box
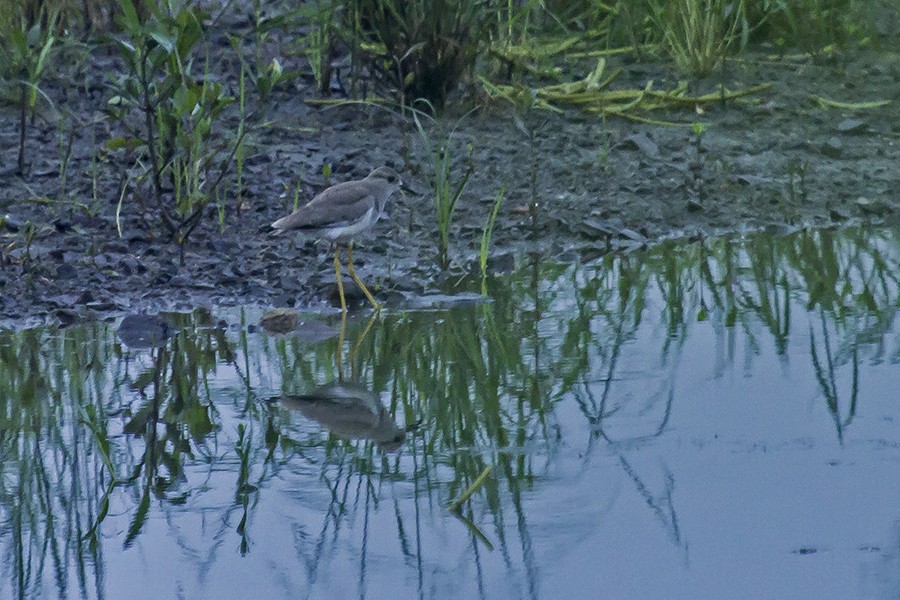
[148,29,175,54]
[115,0,141,33]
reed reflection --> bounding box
[0,225,896,600]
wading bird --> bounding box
[272,166,402,311]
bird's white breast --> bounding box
[322,205,380,242]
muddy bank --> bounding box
[1,42,898,327]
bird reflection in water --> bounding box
[280,382,407,451]
[276,305,412,451]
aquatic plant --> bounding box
[231,65,248,227]
[298,0,341,94]
[752,0,873,52]
[227,22,292,223]
[229,9,294,106]
[649,0,750,78]
[21,220,37,266]
[411,104,476,268]
[600,0,872,63]
[54,113,76,201]
[480,185,506,286]
[348,0,493,109]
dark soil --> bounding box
[1,29,898,328]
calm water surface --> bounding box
[2,226,898,600]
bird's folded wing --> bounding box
[273,193,375,230]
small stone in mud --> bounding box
[328,283,365,308]
[119,257,145,275]
[278,275,303,293]
[86,300,119,312]
[821,136,843,158]
[54,308,80,327]
[117,313,171,349]
[55,263,78,280]
[48,293,80,308]
[737,174,774,187]
[2,214,24,232]
[260,308,300,334]
[619,228,648,243]
[855,196,890,215]
[486,252,515,274]
[829,208,849,221]
[621,133,660,158]
[103,241,129,254]
[836,118,866,134]
[271,292,296,308]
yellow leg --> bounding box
[349,311,379,377]
[335,310,347,382]
[333,244,347,313]
[346,243,381,310]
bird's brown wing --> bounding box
[273,180,376,230]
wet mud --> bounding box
[1,39,897,327]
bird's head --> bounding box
[367,166,402,189]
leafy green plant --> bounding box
[752,0,871,52]
[22,220,37,266]
[480,185,506,286]
[228,38,291,221]
[412,104,476,268]
[231,0,300,102]
[55,114,76,200]
[785,157,808,203]
[234,423,258,555]
[229,37,292,106]
[605,0,867,66]
[233,64,247,220]
[295,0,340,94]
[0,3,59,174]
[688,121,707,201]
[106,0,243,262]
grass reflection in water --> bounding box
[1,225,897,599]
